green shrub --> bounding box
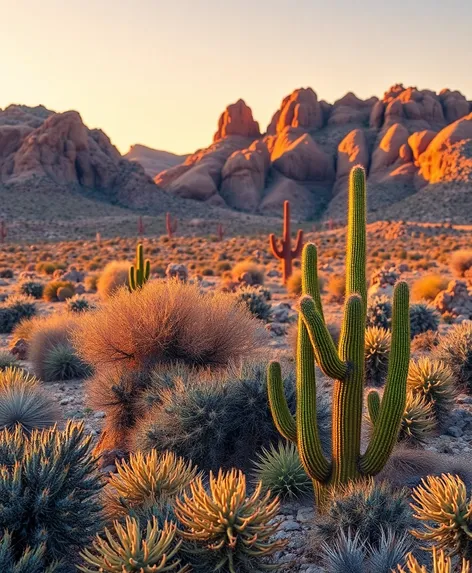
[0,422,103,568]
[0,295,36,333]
[434,322,472,392]
[16,280,44,299]
[235,285,272,321]
[367,296,392,329]
[398,392,437,447]
[43,343,91,381]
[365,327,391,387]
[0,268,13,278]
[66,295,93,313]
[0,350,20,371]
[43,280,75,302]
[0,532,61,573]
[253,441,312,500]
[410,303,440,338]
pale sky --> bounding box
[1,0,471,155]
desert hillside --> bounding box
[125,144,187,178]
[149,84,472,222]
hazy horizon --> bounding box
[2,0,471,155]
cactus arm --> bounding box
[302,243,324,321]
[129,266,136,291]
[360,281,410,476]
[300,296,348,380]
[367,390,381,426]
[296,315,331,483]
[267,362,297,443]
[269,233,284,259]
[144,259,151,281]
[345,166,367,308]
[292,229,304,258]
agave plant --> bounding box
[397,548,470,572]
[411,474,472,559]
[104,449,198,519]
[79,517,189,573]
[175,468,286,572]
[364,326,391,386]
[398,392,437,447]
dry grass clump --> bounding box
[231,260,265,285]
[411,274,449,302]
[326,275,346,302]
[97,261,130,299]
[74,279,266,371]
[451,250,472,277]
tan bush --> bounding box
[450,249,472,277]
[411,274,448,302]
[43,280,75,302]
[74,279,266,371]
[97,261,130,299]
[231,261,265,285]
[326,275,345,302]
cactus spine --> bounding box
[269,200,304,284]
[129,243,150,291]
[166,213,178,238]
[268,166,411,507]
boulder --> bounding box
[370,123,409,175]
[214,99,260,141]
[267,88,323,134]
[408,130,437,161]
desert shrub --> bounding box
[97,261,130,299]
[0,532,61,573]
[84,273,100,292]
[411,474,472,559]
[367,295,392,329]
[74,279,266,372]
[286,270,325,298]
[411,331,441,353]
[411,275,449,302]
[175,469,285,572]
[327,275,345,302]
[0,350,20,370]
[0,295,36,333]
[410,303,440,338]
[434,323,472,392]
[43,280,75,302]
[231,260,265,285]
[27,313,87,381]
[0,268,13,278]
[235,285,272,321]
[253,441,312,500]
[43,343,91,381]
[311,480,413,552]
[407,358,456,427]
[35,261,66,275]
[0,422,102,568]
[66,294,93,313]
[16,280,44,299]
[365,326,391,386]
[398,392,437,447]
[57,285,74,301]
[79,517,187,573]
[0,367,60,432]
[451,250,472,277]
[321,528,411,573]
[103,449,197,520]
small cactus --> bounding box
[269,200,304,284]
[129,243,151,291]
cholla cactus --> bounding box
[175,468,286,572]
[104,450,198,519]
[79,517,189,573]
[411,474,472,559]
[398,548,470,573]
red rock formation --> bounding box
[267,88,323,134]
[213,99,260,141]
[328,93,377,126]
[335,129,369,193]
[370,123,409,176]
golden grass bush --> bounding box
[96,261,130,299]
[231,260,265,285]
[411,275,449,302]
[451,250,472,277]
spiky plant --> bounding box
[16,280,44,299]
[253,442,312,500]
[0,532,61,573]
[398,392,437,447]
[398,548,471,573]
[0,295,37,333]
[0,367,60,432]
[0,350,20,371]
[175,469,286,573]
[66,295,93,313]
[410,303,440,339]
[411,474,472,559]
[234,286,272,321]
[0,422,103,566]
[104,450,198,520]
[129,243,151,292]
[79,517,189,573]
[408,358,456,427]
[366,295,392,329]
[369,528,412,572]
[268,166,411,506]
[365,326,391,386]
[42,343,91,381]
[434,323,472,393]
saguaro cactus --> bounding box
[129,243,150,291]
[166,213,178,239]
[0,221,7,243]
[269,200,304,284]
[268,166,410,506]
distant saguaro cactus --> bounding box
[0,221,7,243]
[217,223,225,241]
[129,243,150,291]
[166,213,178,239]
[269,201,304,284]
[268,166,411,508]
[137,216,145,237]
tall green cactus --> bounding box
[268,165,411,507]
[129,243,150,291]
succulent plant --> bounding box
[365,326,391,386]
[0,295,36,333]
[16,280,44,299]
[175,469,286,572]
[407,358,456,427]
[235,285,272,321]
[253,441,312,500]
[0,532,61,573]
[409,303,440,339]
[398,391,437,447]
[434,323,472,393]
[42,343,91,381]
[398,548,471,573]
[366,295,392,329]
[0,350,20,371]
[0,367,60,432]
[411,474,472,559]
[66,295,93,313]
[104,449,198,520]
[79,517,189,573]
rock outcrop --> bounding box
[214,99,260,141]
